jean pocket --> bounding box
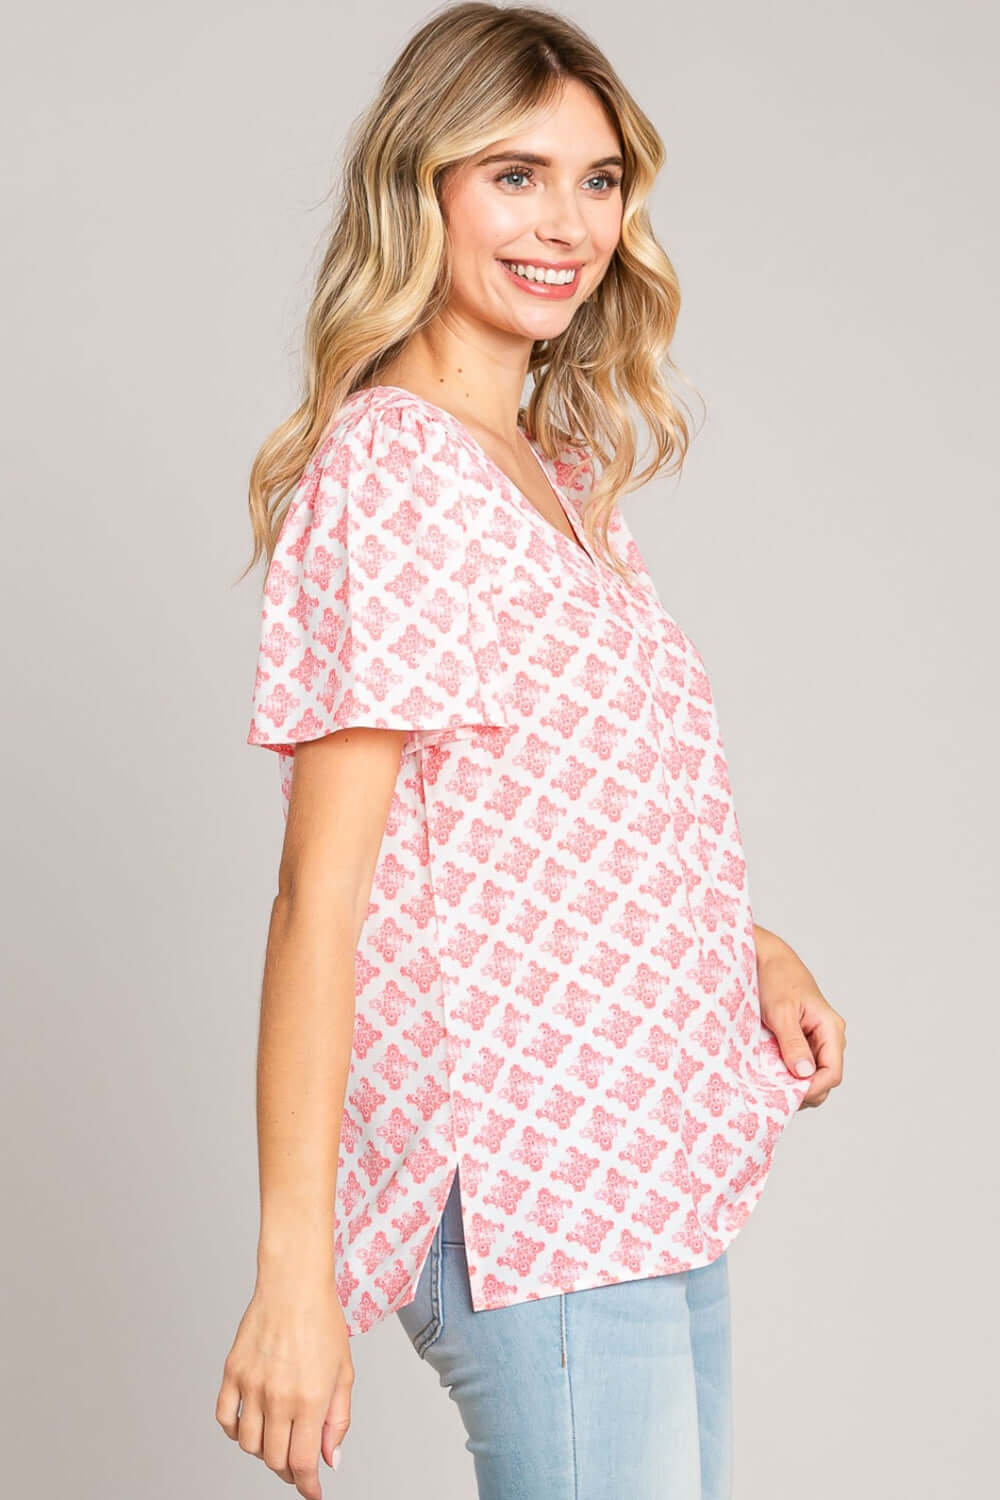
[395,1222,444,1359]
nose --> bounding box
[533,184,589,247]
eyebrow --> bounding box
[476,151,625,170]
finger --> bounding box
[767,1008,816,1080]
[215,1367,242,1440]
[807,1022,845,1088]
[799,1072,835,1107]
[289,1414,327,1500]
[237,1394,265,1459]
[321,1376,353,1469]
[262,1410,296,1485]
[802,1006,846,1053]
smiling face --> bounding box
[439,79,625,342]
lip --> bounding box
[497,258,584,300]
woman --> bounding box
[216,6,846,1498]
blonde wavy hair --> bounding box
[241,2,700,585]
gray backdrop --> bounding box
[2,2,996,1496]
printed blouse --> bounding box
[246,383,812,1336]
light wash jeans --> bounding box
[395,1166,732,1499]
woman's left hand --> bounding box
[754,926,846,1108]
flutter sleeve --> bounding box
[247,397,511,759]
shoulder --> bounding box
[308,386,442,481]
[268,389,475,590]
[289,387,474,537]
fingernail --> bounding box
[332,1445,342,1471]
[795,1058,815,1077]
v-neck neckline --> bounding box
[353,384,600,572]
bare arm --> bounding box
[255,725,406,1275]
[218,725,407,1499]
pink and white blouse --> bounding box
[247,383,811,1336]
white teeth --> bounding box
[501,261,577,285]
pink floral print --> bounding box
[247,385,812,1336]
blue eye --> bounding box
[494,165,622,192]
[495,166,534,189]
